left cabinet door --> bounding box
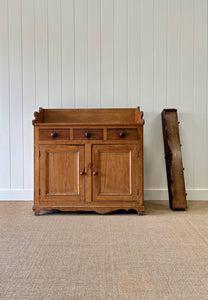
[39,145,85,202]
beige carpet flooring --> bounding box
[0,201,208,300]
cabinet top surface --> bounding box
[32,107,144,126]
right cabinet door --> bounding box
[92,145,138,202]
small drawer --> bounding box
[73,128,103,140]
[39,129,70,140]
[107,128,138,140]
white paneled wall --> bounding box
[0,0,207,200]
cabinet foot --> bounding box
[33,206,41,216]
[138,211,144,216]
[32,206,145,215]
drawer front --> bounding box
[107,128,138,140]
[39,129,70,140]
[73,128,103,140]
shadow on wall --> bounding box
[178,111,205,190]
[144,112,167,192]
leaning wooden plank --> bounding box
[161,109,187,210]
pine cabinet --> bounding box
[33,107,144,215]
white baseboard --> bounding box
[0,189,33,201]
[0,189,207,201]
[144,189,208,200]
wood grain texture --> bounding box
[92,144,138,202]
[47,151,78,195]
[107,128,138,140]
[34,126,40,206]
[33,203,144,214]
[33,107,144,125]
[73,128,103,140]
[39,145,85,202]
[39,129,70,140]
[98,152,130,193]
[162,109,187,209]
[33,108,143,214]
[85,144,92,203]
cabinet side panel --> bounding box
[34,127,40,206]
[138,126,144,206]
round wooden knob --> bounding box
[85,132,91,138]
[80,169,86,175]
[93,171,98,175]
[51,132,57,137]
[119,131,126,138]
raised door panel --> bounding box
[39,145,85,201]
[92,145,138,201]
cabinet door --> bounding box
[39,145,85,202]
[92,145,138,201]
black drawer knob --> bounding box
[85,132,91,138]
[51,132,57,137]
[80,168,86,175]
[119,131,126,138]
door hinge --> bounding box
[137,188,139,195]
[137,150,139,158]
[39,188,40,195]
[39,151,40,158]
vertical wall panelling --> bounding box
[114,0,128,107]
[180,0,194,189]
[167,0,181,108]
[74,0,88,108]
[127,0,140,108]
[88,0,101,107]
[0,0,10,188]
[48,0,62,108]
[154,0,167,110]
[151,0,168,189]
[8,0,23,189]
[0,0,208,200]
[100,0,114,107]
[193,0,207,188]
[34,0,49,108]
[22,0,36,189]
[140,0,154,112]
[140,0,154,190]
[61,0,75,108]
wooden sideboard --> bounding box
[32,107,144,215]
